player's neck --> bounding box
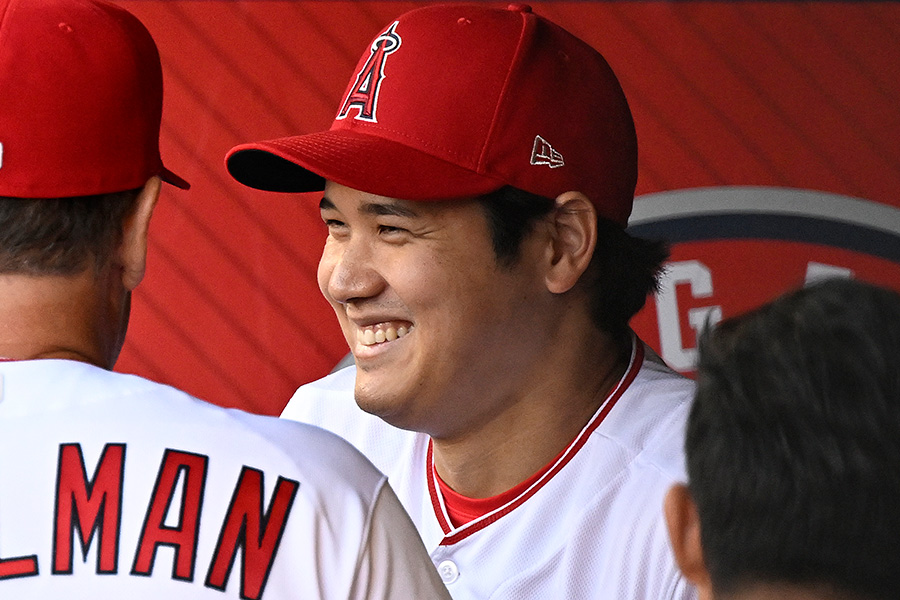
[431,322,630,499]
[0,271,118,368]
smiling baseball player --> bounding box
[0,1,450,598]
[227,4,696,599]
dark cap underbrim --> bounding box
[225,129,506,201]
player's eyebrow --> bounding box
[319,196,419,219]
[360,200,419,219]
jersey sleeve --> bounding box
[349,482,451,600]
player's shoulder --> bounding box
[1,360,387,494]
[634,342,696,400]
[598,343,695,479]
[222,400,386,489]
[156,368,389,495]
[625,342,696,417]
[215,370,390,507]
[0,358,183,406]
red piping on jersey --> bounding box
[435,441,567,528]
[428,339,645,545]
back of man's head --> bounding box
[0,0,188,274]
[0,0,188,273]
[0,192,142,274]
[0,0,186,366]
[685,278,900,600]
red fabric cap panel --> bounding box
[0,0,186,197]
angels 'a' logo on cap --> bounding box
[531,135,564,169]
[337,22,402,123]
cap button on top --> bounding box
[507,4,532,13]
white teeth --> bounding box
[359,324,411,346]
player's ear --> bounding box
[664,484,712,595]
[543,191,596,294]
[118,176,161,291]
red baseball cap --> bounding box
[0,0,188,198]
[226,3,636,227]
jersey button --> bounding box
[437,559,459,584]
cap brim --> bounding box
[225,129,505,201]
[160,166,190,190]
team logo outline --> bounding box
[337,21,402,124]
[627,186,900,372]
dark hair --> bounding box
[0,190,141,275]
[687,278,900,600]
[476,186,668,342]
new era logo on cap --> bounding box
[531,135,564,169]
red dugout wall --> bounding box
[112,1,900,414]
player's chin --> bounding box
[353,377,423,430]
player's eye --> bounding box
[377,223,412,242]
[323,218,350,238]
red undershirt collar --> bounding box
[434,443,567,528]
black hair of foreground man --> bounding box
[667,278,900,600]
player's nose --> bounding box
[319,237,385,305]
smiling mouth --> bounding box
[357,323,414,346]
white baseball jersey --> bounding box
[282,341,698,600]
[0,359,451,600]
